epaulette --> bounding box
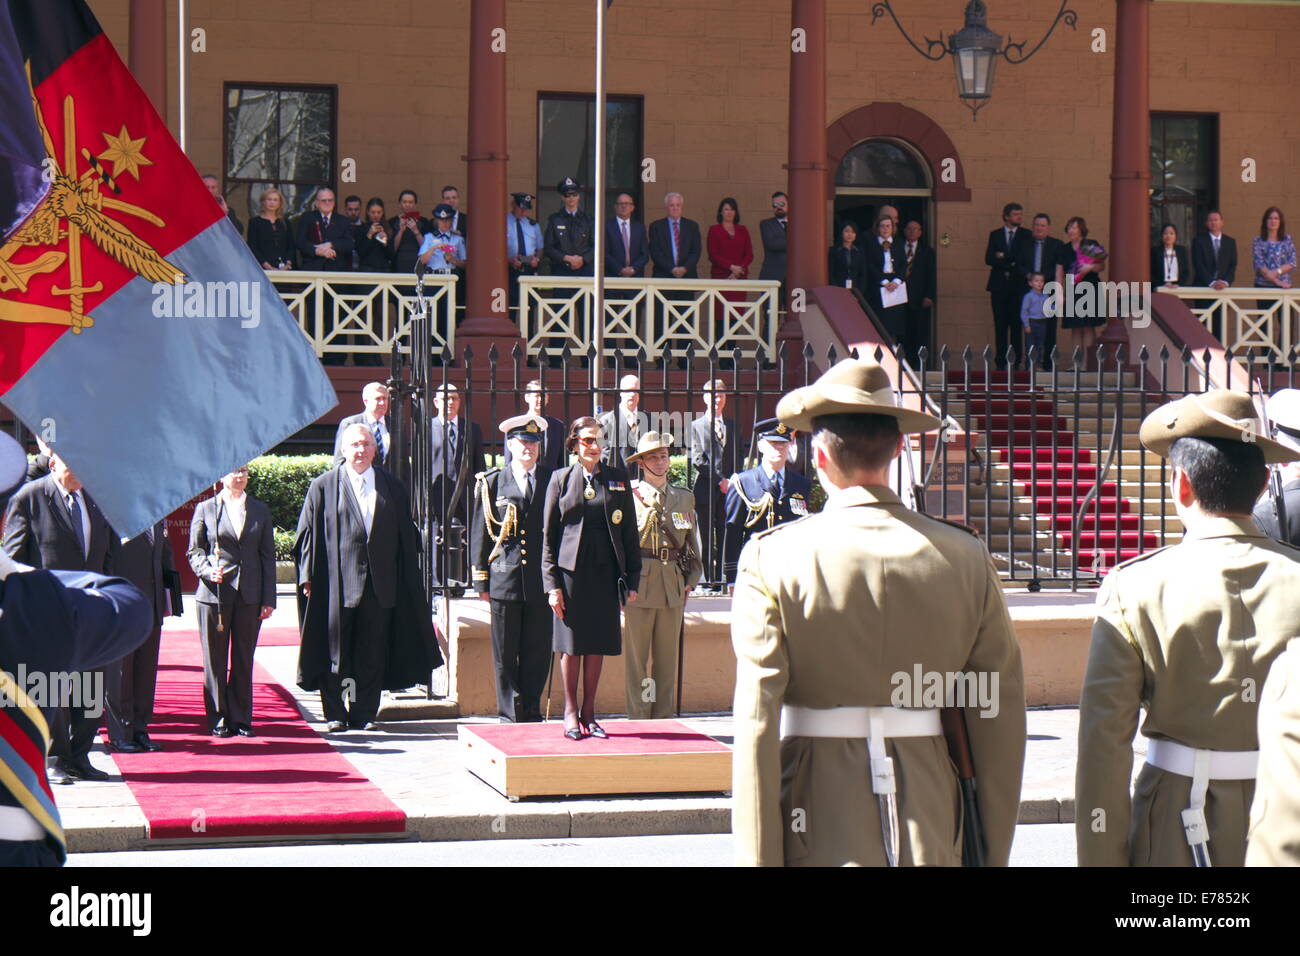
[926,515,981,538]
[474,467,501,483]
[1107,544,1175,573]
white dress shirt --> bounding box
[1163,249,1179,284]
[349,466,376,534]
[221,489,247,537]
[512,464,537,501]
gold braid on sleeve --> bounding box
[730,478,775,531]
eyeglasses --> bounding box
[615,201,634,206]
[576,437,601,446]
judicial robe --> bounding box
[293,465,441,692]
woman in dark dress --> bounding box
[389,188,428,274]
[246,187,295,270]
[1055,215,1107,363]
[542,417,642,740]
[828,221,869,294]
[356,197,394,272]
[1150,223,1190,289]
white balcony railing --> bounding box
[518,276,781,359]
[1163,286,1300,359]
[268,270,457,359]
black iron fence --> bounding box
[388,330,1300,602]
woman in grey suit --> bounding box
[187,465,276,737]
[542,418,642,740]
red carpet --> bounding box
[105,630,405,839]
[253,626,301,647]
[468,719,730,756]
[956,370,1160,573]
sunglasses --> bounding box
[576,436,601,446]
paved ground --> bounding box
[68,824,1079,867]
[56,589,1130,856]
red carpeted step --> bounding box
[985,431,1072,447]
[104,631,405,840]
[1020,480,1118,496]
[1070,532,1162,549]
[1012,463,1099,480]
[1005,447,1093,463]
[973,414,1069,432]
[1051,512,1144,531]
[965,398,1056,415]
[946,369,1034,384]
[1076,549,1146,569]
[1033,497,1130,514]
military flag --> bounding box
[0,0,335,538]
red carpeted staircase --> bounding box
[942,369,1170,578]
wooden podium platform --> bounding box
[460,720,732,799]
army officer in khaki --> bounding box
[1246,637,1300,865]
[1077,390,1300,867]
[623,432,703,718]
[731,358,1025,867]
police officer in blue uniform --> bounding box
[471,414,555,722]
[507,192,545,316]
[722,417,813,583]
[0,433,151,866]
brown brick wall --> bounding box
[89,0,1300,353]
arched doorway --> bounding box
[834,137,932,246]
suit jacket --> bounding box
[1014,234,1063,288]
[294,465,440,690]
[598,407,645,472]
[864,237,904,312]
[730,484,1024,866]
[470,465,553,602]
[689,413,740,515]
[1192,233,1237,286]
[334,412,390,467]
[116,521,176,623]
[900,239,937,306]
[2,474,117,574]
[187,495,276,607]
[827,243,869,290]
[1150,244,1191,286]
[503,415,566,472]
[648,217,702,279]
[604,218,649,276]
[541,463,641,591]
[722,465,813,581]
[449,210,469,239]
[296,211,356,271]
[758,217,788,281]
[431,415,486,522]
[985,225,1031,293]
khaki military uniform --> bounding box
[731,485,1026,867]
[1077,518,1300,867]
[623,480,702,718]
[1246,637,1300,865]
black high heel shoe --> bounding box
[564,722,586,741]
[582,719,608,739]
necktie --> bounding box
[716,419,725,445]
[515,217,527,260]
[525,471,535,506]
[772,472,783,500]
[67,493,86,559]
[448,422,457,461]
[372,420,385,463]
[622,220,631,266]
[672,219,681,266]
[323,215,330,229]
[1034,239,1042,273]
[1007,228,1014,248]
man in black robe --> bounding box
[294,424,441,732]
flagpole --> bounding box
[591,0,607,415]
[177,0,188,152]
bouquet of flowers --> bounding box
[1076,238,1108,272]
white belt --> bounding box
[1144,737,1258,868]
[0,805,46,842]
[780,704,942,741]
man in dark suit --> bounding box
[104,519,176,752]
[689,379,740,583]
[334,381,391,468]
[1015,213,1064,369]
[985,202,1031,370]
[203,174,243,236]
[2,452,120,783]
[598,374,645,474]
[759,191,789,307]
[431,384,486,591]
[1191,210,1237,341]
[899,220,937,370]
[296,426,441,732]
[296,187,356,366]
[721,419,812,584]
[441,185,469,239]
[504,380,566,471]
[188,468,276,737]
[649,192,703,352]
[605,193,649,277]
[471,415,554,722]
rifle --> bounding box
[940,706,987,867]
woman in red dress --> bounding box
[707,197,754,342]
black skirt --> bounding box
[552,494,623,656]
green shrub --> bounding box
[273,528,296,562]
[247,455,333,533]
